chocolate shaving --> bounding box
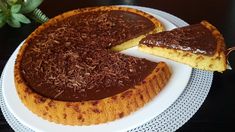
[20,10,157,101]
[54,90,64,99]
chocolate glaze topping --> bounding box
[20,10,157,101]
[140,24,217,55]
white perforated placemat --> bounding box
[0,6,213,132]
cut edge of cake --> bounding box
[110,6,164,51]
[139,20,227,72]
[111,26,163,51]
[111,29,157,51]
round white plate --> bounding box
[1,6,194,132]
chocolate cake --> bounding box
[139,21,227,72]
[14,6,171,125]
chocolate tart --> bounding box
[14,6,171,125]
[139,21,227,72]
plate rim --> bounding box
[0,5,198,132]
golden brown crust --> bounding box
[200,21,226,52]
[200,20,227,70]
[14,6,169,125]
[15,60,170,125]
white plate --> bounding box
[1,6,192,132]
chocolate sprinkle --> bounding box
[20,10,157,101]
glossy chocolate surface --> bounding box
[140,24,217,55]
[20,10,157,101]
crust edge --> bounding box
[15,60,171,125]
[14,6,169,125]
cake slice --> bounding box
[139,21,227,72]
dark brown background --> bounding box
[1,0,235,131]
